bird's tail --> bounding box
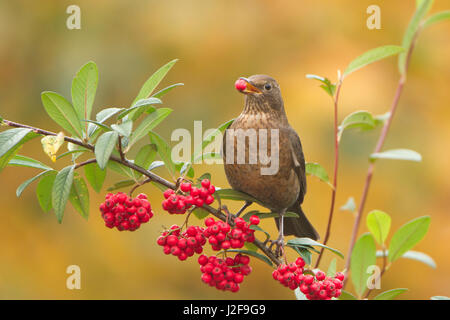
[275,203,320,240]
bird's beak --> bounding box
[240,77,262,94]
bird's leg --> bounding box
[269,209,286,257]
[235,201,252,217]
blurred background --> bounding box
[0,0,449,299]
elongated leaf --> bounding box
[36,172,56,212]
[95,107,123,123]
[175,161,195,178]
[0,129,38,173]
[148,131,176,176]
[431,296,450,300]
[127,108,172,150]
[214,188,261,205]
[69,177,90,220]
[95,131,119,169]
[344,45,404,77]
[111,120,133,138]
[376,250,436,269]
[423,10,450,28]
[192,207,209,220]
[327,258,337,277]
[148,160,165,171]
[192,119,234,163]
[84,162,106,193]
[338,111,376,141]
[305,162,333,188]
[367,210,391,245]
[370,149,422,162]
[249,225,270,242]
[83,119,112,132]
[8,155,53,171]
[52,165,75,223]
[287,238,344,259]
[71,61,98,124]
[374,288,408,300]
[56,149,86,161]
[67,142,86,162]
[388,216,431,262]
[242,211,299,222]
[305,74,336,97]
[16,169,54,197]
[152,83,184,98]
[135,144,157,170]
[41,92,83,138]
[224,249,273,267]
[107,179,135,191]
[351,233,377,298]
[338,290,358,300]
[244,242,258,252]
[117,97,161,120]
[399,0,434,74]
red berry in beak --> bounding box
[235,79,247,91]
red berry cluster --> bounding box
[198,254,252,292]
[99,192,153,231]
[203,216,259,251]
[272,258,344,300]
[157,225,207,261]
[162,179,215,214]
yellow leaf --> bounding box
[41,132,65,162]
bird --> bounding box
[222,75,319,253]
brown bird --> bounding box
[222,75,319,251]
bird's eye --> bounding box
[264,83,272,90]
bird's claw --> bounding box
[268,235,285,257]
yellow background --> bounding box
[0,0,449,299]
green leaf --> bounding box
[224,249,273,267]
[399,0,434,74]
[8,155,53,171]
[338,111,376,141]
[148,160,165,171]
[244,242,258,252]
[135,144,157,170]
[370,149,422,162]
[214,188,262,205]
[377,250,436,269]
[129,59,178,120]
[388,216,431,262]
[66,143,86,162]
[374,288,408,300]
[52,165,75,223]
[350,233,377,298]
[340,197,356,213]
[431,296,450,300]
[84,162,106,193]
[305,74,336,97]
[111,120,133,138]
[192,119,234,163]
[305,162,333,188]
[71,61,98,123]
[152,83,184,98]
[95,131,119,169]
[344,45,405,77]
[69,177,90,220]
[294,246,312,265]
[423,10,450,28]
[117,98,161,120]
[242,211,299,222]
[193,152,222,163]
[0,129,38,173]
[106,179,135,191]
[41,91,83,138]
[175,161,195,178]
[148,131,177,176]
[327,258,337,277]
[367,210,391,245]
[95,107,124,123]
[36,172,56,212]
[338,290,358,300]
[192,207,209,220]
[16,169,54,197]
[127,108,172,150]
[287,238,344,259]
[83,119,112,132]
[249,225,270,242]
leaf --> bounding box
[367,210,391,245]
[305,162,333,188]
[66,142,86,162]
[111,120,133,138]
[249,225,270,242]
[52,165,75,223]
[431,296,450,300]
[41,132,65,162]
[224,249,273,267]
[95,107,123,123]
[192,207,209,220]
[0,129,38,173]
[423,10,450,28]
[135,144,157,170]
[398,0,434,74]
[129,59,178,120]
[305,74,336,97]
[36,172,57,212]
[340,197,356,213]
[327,258,337,277]
[294,246,312,265]
[8,155,53,171]
[127,108,172,150]
[350,233,377,298]
[106,180,135,191]
[107,160,136,179]
[388,216,431,262]
[71,61,98,124]
[84,162,106,193]
[344,45,405,77]
[192,119,234,163]
[244,242,258,252]
[376,250,436,269]
[294,288,307,300]
[214,188,262,205]
[148,132,177,176]
[287,238,344,259]
[338,290,358,300]
[16,170,54,197]
[338,111,376,141]
[374,288,408,300]
[83,119,112,132]
[152,83,184,98]
[148,160,165,171]
[175,162,195,178]
[69,177,90,220]
[370,149,422,162]
[41,91,83,138]
[242,211,299,222]
[117,97,161,120]
[95,131,119,170]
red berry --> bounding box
[201,179,211,189]
[335,272,345,281]
[249,215,260,225]
[315,270,326,281]
[235,79,247,91]
[180,182,192,192]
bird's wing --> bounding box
[286,127,307,203]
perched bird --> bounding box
[222,75,319,250]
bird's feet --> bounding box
[269,234,285,257]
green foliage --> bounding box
[192,119,234,163]
[117,97,161,120]
[370,149,422,162]
[152,83,184,98]
[338,111,377,141]
[350,233,376,298]
[192,207,209,220]
[95,131,119,170]
[134,144,157,170]
[242,211,299,222]
[366,210,391,245]
[52,165,75,223]
[8,154,53,171]
[107,180,135,191]
[338,290,357,300]
[0,129,38,173]
[223,249,273,267]
[305,162,332,188]
[71,61,98,126]
[423,10,450,28]
[287,237,344,259]
[305,74,336,97]
[111,120,133,138]
[69,177,90,220]
[374,288,408,300]
[377,250,436,269]
[340,197,356,213]
[84,162,106,193]
[214,188,261,205]
[36,172,56,212]
[148,131,177,176]
[326,258,337,277]
[16,169,54,197]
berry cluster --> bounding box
[157,225,207,261]
[272,258,344,300]
[203,216,259,251]
[99,192,153,231]
[162,179,215,214]
[198,254,252,292]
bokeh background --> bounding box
[0,0,449,299]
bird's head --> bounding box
[235,75,284,113]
